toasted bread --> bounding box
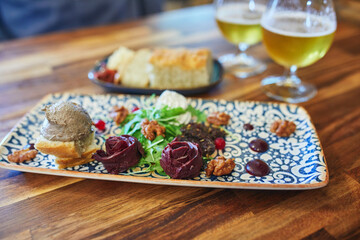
[55,142,98,169]
[35,131,95,159]
[35,135,81,158]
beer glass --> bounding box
[260,0,336,103]
[215,0,267,78]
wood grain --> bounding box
[0,4,359,240]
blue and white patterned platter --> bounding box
[0,93,328,190]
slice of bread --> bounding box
[107,46,135,84]
[148,48,212,89]
[55,142,98,169]
[35,135,82,158]
[35,132,95,159]
[122,49,152,88]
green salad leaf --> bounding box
[118,98,209,176]
[186,105,207,122]
[119,104,188,176]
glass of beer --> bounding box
[215,0,267,78]
[260,0,337,103]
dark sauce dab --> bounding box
[245,159,270,177]
[249,139,269,152]
[243,123,254,131]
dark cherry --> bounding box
[24,143,35,150]
[243,123,254,131]
[245,159,270,177]
[249,139,269,153]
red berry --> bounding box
[215,137,226,150]
[132,106,140,112]
[94,120,106,131]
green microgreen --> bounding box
[186,105,207,122]
[117,99,207,176]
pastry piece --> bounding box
[122,49,151,87]
[107,46,135,84]
[147,48,212,89]
[35,101,97,168]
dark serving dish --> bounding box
[88,56,223,95]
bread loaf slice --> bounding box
[55,142,98,169]
[107,46,135,84]
[148,48,212,89]
[35,131,95,159]
[122,49,152,88]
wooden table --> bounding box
[0,5,359,240]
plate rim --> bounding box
[0,162,328,190]
[0,92,329,190]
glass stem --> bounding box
[238,43,249,59]
[249,0,255,12]
[238,43,249,53]
[282,65,301,86]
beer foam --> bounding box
[216,3,266,25]
[261,11,336,37]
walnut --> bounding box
[141,119,166,141]
[270,120,296,137]
[207,112,230,126]
[110,106,129,124]
[205,156,235,177]
[8,148,37,163]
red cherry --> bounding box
[215,137,226,150]
[132,106,140,112]
[94,120,106,131]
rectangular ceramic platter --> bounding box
[0,93,328,190]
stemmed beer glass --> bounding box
[215,0,267,78]
[260,0,337,103]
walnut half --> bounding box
[8,148,37,163]
[110,106,129,124]
[141,119,165,141]
[206,156,235,177]
[207,112,230,126]
[270,120,296,137]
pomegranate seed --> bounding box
[94,120,106,131]
[215,137,226,150]
[132,106,140,112]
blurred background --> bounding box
[0,0,358,42]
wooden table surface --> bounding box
[0,5,359,240]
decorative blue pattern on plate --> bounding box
[0,93,328,189]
